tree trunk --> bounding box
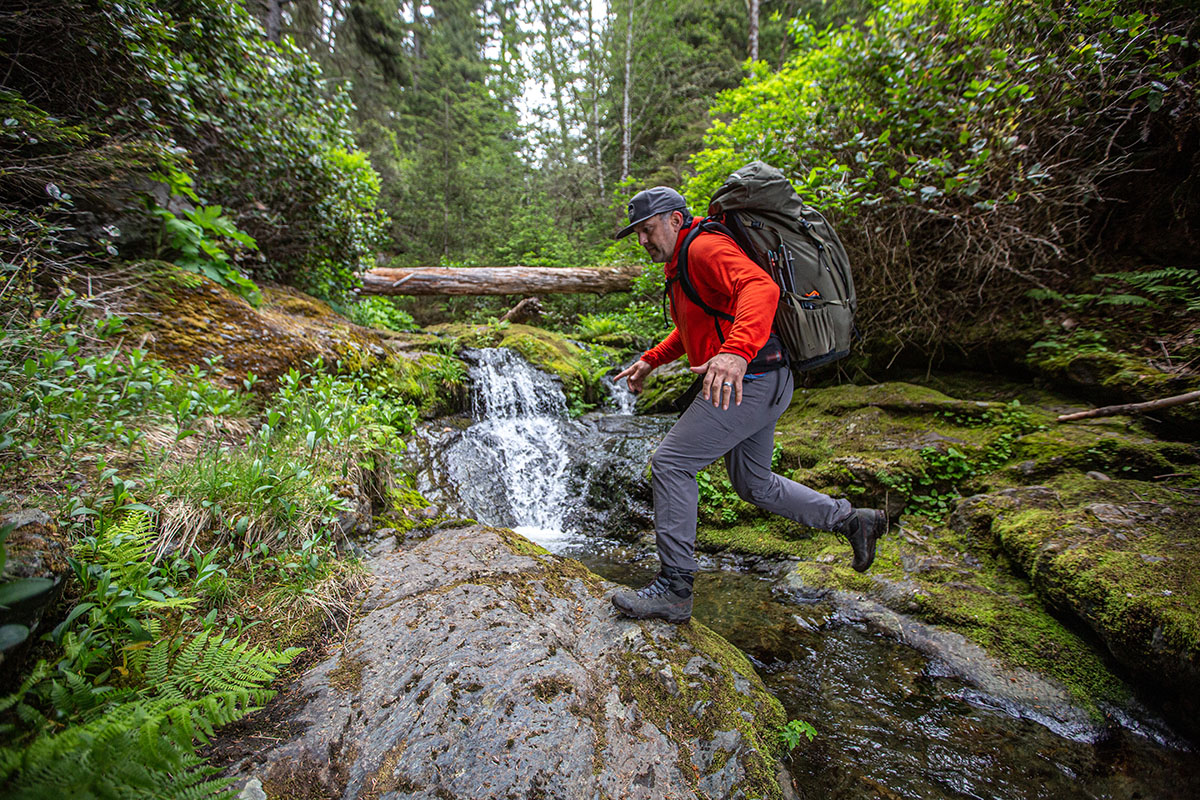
[748,0,759,61]
[621,0,634,182]
[260,0,284,43]
[359,265,641,296]
[587,0,604,195]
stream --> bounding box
[403,347,1200,799]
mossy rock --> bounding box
[1026,337,1200,436]
[1010,425,1199,480]
[234,525,789,799]
[633,361,697,415]
[985,485,1200,733]
[117,263,468,413]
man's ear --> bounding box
[671,210,685,231]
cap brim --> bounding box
[614,214,653,240]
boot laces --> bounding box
[635,575,671,598]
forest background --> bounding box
[2,0,1199,795]
[4,0,1198,357]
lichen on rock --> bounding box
[224,525,788,800]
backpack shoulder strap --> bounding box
[675,219,735,323]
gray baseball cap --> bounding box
[615,187,689,239]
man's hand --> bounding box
[614,359,654,394]
[690,353,748,410]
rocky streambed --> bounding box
[387,351,1200,798]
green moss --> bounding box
[613,621,785,799]
[430,322,616,414]
[633,369,696,415]
[698,518,815,560]
[360,351,468,418]
[991,499,1200,677]
[496,528,550,557]
[374,485,442,535]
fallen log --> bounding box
[358,265,640,296]
[1056,390,1200,422]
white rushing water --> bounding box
[445,348,574,548]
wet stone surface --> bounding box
[227,525,787,800]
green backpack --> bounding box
[676,161,857,371]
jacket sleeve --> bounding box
[642,328,684,368]
[691,235,779,363]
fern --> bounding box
[1095,267,1200,312]
[1095,293,1153,307]
[0,697,235,799]
[0,510,302,798]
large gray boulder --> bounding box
[229,525,789,800]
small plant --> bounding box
[152,203,262,306]
[575,313,625,342]
[778,718,817,751]
[342,296,419,332]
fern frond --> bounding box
[1095,293,1152,306]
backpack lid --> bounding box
[708,161,807,221]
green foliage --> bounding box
[0,523,55,657]
[575,314,625,342]
[154,364,415,554]
[338,296,420,333]
[698,468,746,526]
[0,292,249,509]
[777,717,817,750]
[152,204,262,306]
[878,401,1041,517]
[0,512,301,799]
[1029,267,1200,314]
[0,294,421,796]
[3,0,387,298]
[686,0,1199,344]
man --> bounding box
[611,186,888,624]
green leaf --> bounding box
[0,577,55,609]
[0,624,29,651]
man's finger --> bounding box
[734,378,743,407]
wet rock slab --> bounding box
[229,525,787,799]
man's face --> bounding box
[633,211,683,263]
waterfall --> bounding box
[443,349,574,547]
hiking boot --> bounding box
[836,508,888,572]
[611,568,694,624]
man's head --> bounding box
[615,187,692,263]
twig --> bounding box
[1057,390,1200,422]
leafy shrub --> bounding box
[0,292,249,506]
[339,296,420,333]
[687,0,1199,350]
[1,0,387,299]
[152,204,262,306]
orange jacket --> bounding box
[642,219,779,369]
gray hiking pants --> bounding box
[650,366,851,572]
